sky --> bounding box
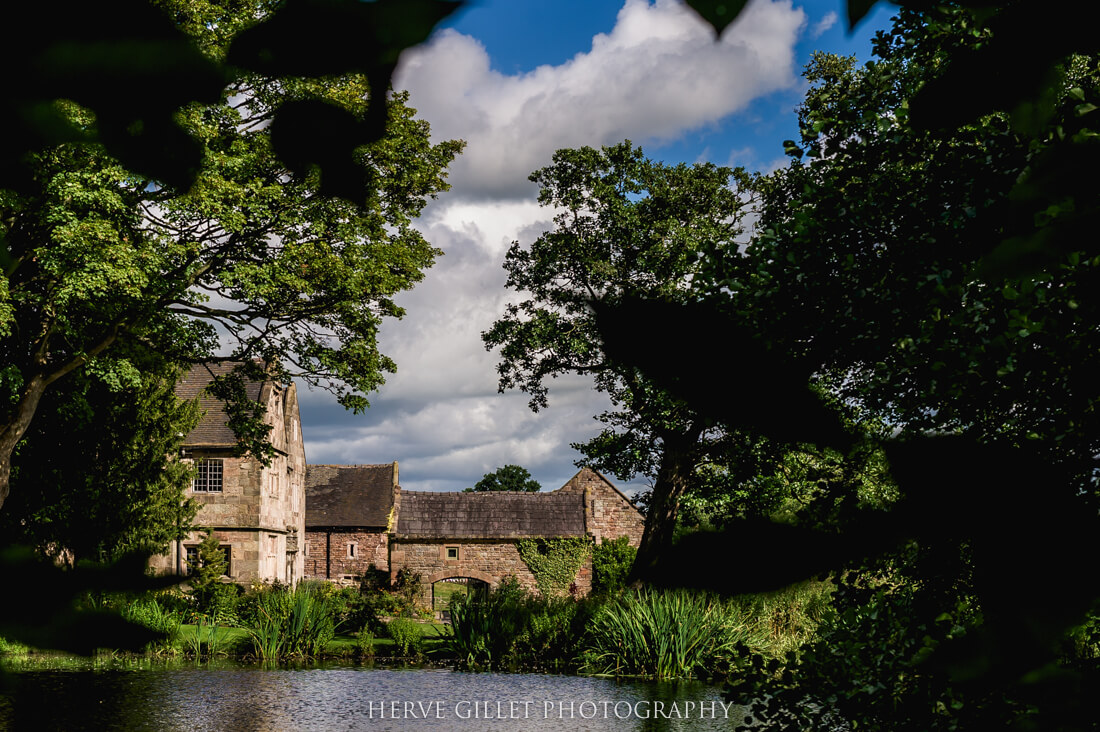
[297,0,900,494]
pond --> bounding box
[0,659,746,731]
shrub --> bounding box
[0,637,30,656]
[386,617,422,657]
[592,536,636,595]
[202,583,242,626]
[354,627,375,659]
[391,568,423,617]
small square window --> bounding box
[446,546,459,560]
[192,459,224,492]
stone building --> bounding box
[301,462,645,606]
[151,363,306,584]
[153,366,643,602]
[303,463,397,581]
[390,467,644,606]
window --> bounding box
[192,458,224,492]
[347,542,357,558]
[446,546,459,560]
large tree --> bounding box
[1,358,199,565]
[483,141,749,576]
[737,11,1100,490]
[596,5,1100,728]
[0,0,464,511]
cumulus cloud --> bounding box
[394,0,805,200]
[300,0,810,492]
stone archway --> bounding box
[427,569,495,617]
[425,568,497,587]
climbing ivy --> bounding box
[516,538,592,597]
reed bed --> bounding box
[580,589,757,680]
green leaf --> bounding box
[846,0,879,30]
[683,0,750,37]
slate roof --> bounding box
[305,464,396,528]
[176,362,267,448]
[395,490,586,539]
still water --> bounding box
[0,660,745,731]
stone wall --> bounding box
[560,468,645,547]
[304,529,389,580]
[389,538,594,606]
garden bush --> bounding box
[386,617,422,657]
[592,536,636,595]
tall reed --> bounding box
[244,584,336,660]
[580,589,754,680]
[123,597,182,655]
[445,583,596,671]
[185,615,227,658]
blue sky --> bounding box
[297,0,900,493]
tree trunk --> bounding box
[629,433,697,583]
[0,374,49,512]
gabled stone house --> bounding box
[303,463,397,581]
[151,363,306,584]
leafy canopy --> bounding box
[465,464,542,493]
[0,0,464,510]
[484,140,753,573]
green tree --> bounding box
[0,0,464,512]
[727,8,1100,487]
[465,464,541,492]
[0,358,199,565]
[618,5,1100,729]
[189,528,229,600]
[483,141,750,577]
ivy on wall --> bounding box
[517,537,592,597]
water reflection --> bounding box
[0,662,743,731]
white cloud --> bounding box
[394,0,806,200]
[301,0,811,493]
[811,10,838,40]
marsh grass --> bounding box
[183,615,230,658]
[244,584,337,660]
[580,589,757,680]
[122,597,182,655]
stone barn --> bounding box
[152,363,306,585]
[296,462,644,609]
[303,463,397,582]
[389,467,644,608]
